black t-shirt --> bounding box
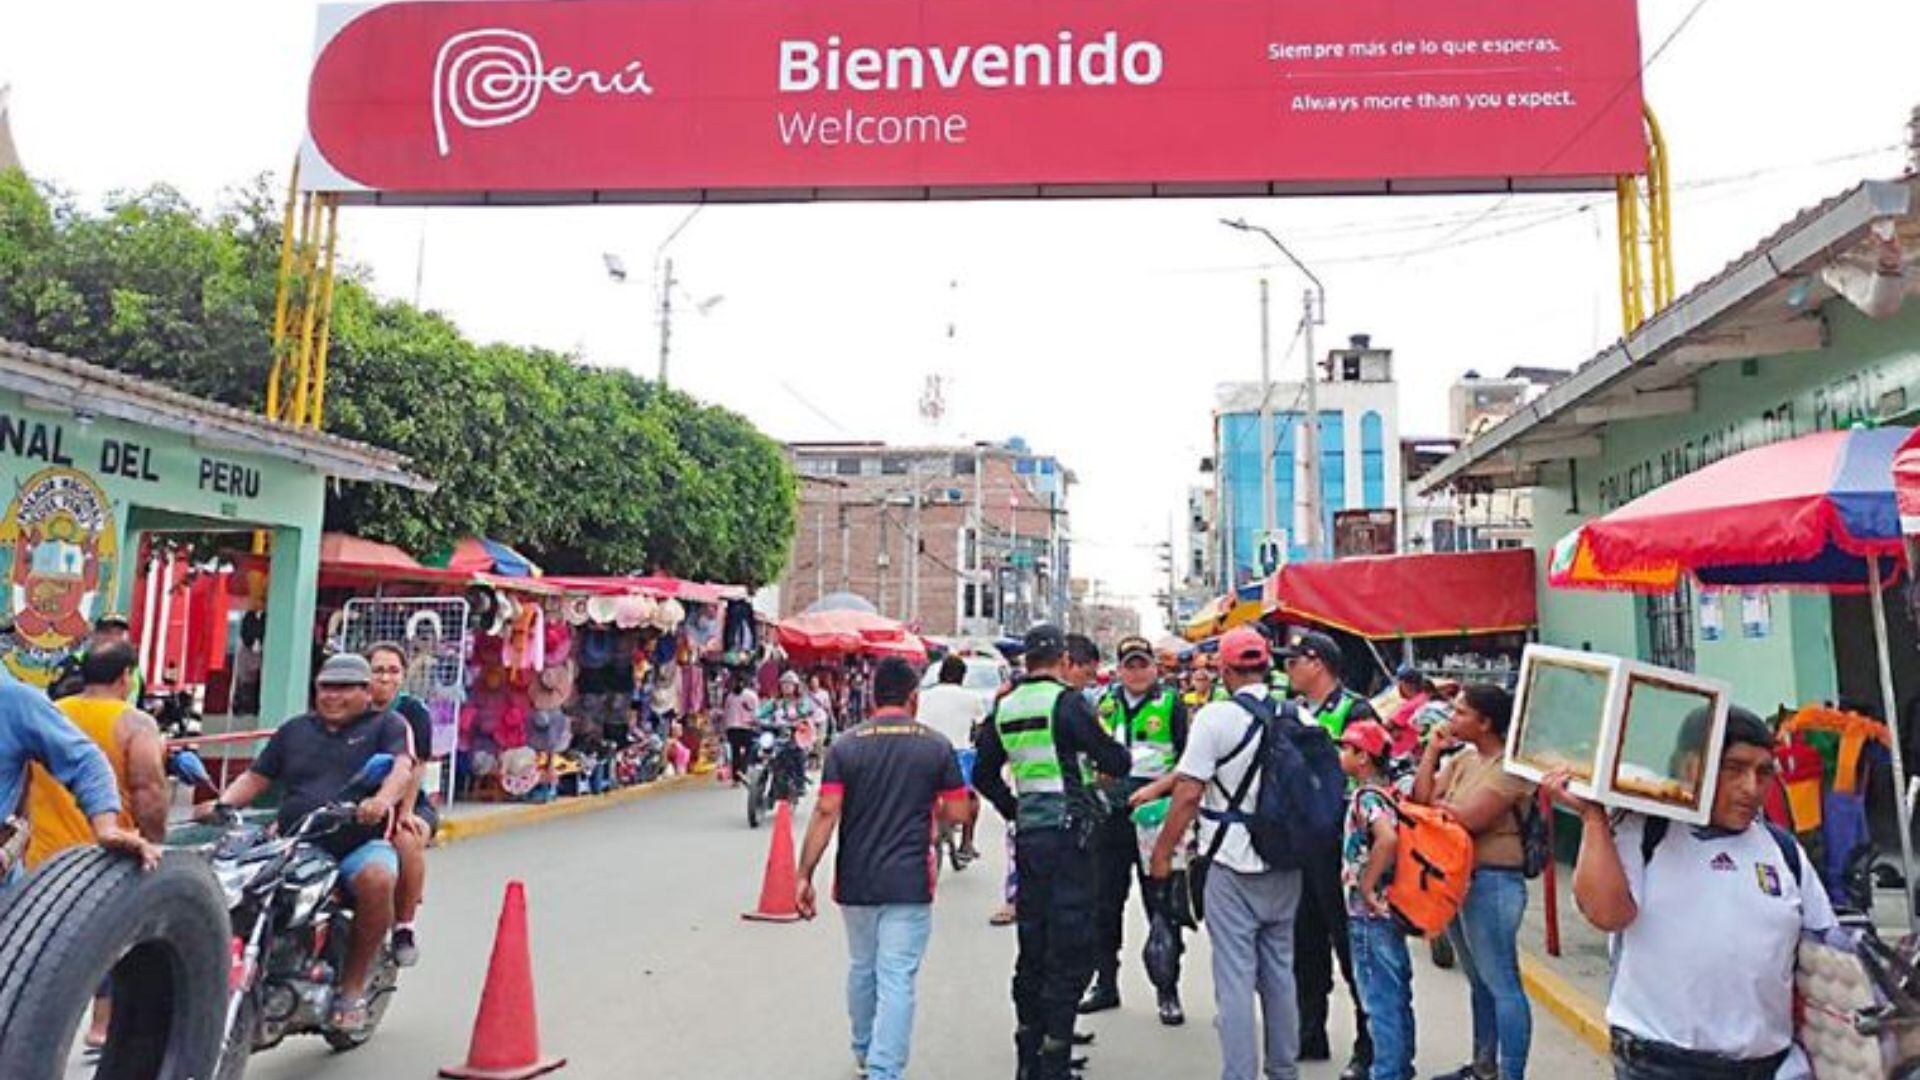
[390,694,436,762]
[251,710,411,840]
[820,712,966,906]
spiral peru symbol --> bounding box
[433,28,547,157]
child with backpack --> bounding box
[1339,721,1416,1080]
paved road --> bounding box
[232,784,1607,1079]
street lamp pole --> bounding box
[1222,217,1328,561]
[653,206,704,387]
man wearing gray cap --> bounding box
[202,653,416,1032]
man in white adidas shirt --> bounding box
[1542,706,1836,1080]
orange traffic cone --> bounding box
[440,881,567,1080]
[741,799,803,923]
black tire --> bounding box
[747,774,765,829]
[1430,933,1456,970]
[0,847,229,1080]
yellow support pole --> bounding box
[266,160,301,422]
[309,197,341,427]
[289,193,324,428]
[1616,175,1644,331]
[1644,105,1676,311]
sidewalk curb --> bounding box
[1519,950,1611,1058]
[436,772,706,846]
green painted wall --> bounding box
[0,391,328,723]
[1529,299,1920,710]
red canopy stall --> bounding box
[775,609,927,665]
[1264,548,1537,639]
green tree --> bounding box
[0,168,797,585]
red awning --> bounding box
[1264,548,1538,640]
[320,532,421,574]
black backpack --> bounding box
[1640,815,1803,886]
[1515,798,1551,879]
[1202,693,1346,872]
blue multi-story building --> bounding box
[1211,335,1401,589]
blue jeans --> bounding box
[1447,868,1532,1080]
[842,904,933,1080]
[1349,915,1414,1080]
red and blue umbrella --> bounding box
[1578,425,1908,591]
[1560,424,1915,927]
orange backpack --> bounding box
[1368,787,1475,937]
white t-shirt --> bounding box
[1607,815,1836,1061]
[1175,686,1271,875]
[916,684,986,748]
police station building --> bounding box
[0,337,427,724]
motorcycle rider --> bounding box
[972,625,1130,1080]
[1081,635,1190,1025]
[364,642,437,968]
[201,654,415,1032]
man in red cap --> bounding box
[1149,625,1306,1080]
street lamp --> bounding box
[602,208,723,387]
[1221,217,1329,561]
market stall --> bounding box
[1262,548,1537,688]
[1557,425,1915,928]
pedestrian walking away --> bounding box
[972,625,1131,1080]
[1083,633,1191,1025]
[1151,626,1302,1080]
[1543,705,1837,1080]
[1278,629,1376,1079]
[795,656,971,1080]
[1409,684,1534,1080]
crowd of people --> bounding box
[794,620,1842,1080]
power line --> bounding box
[1403,0,1719,268]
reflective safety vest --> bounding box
[1305,689,1361,738]
[996,678,1073,797]
[1098,685,1179,781]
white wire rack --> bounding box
[339,596,471,810]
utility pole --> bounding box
[1300,286,1323,560]
[657,256,675,387]
[814,505,825,604]
[1222,218,1327,561]
[1258,278,1276,542]
[838,501,851,594]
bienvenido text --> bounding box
[774,30,1162,148]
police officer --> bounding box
[1081,635,1190,1025]
[1279,629,1380,1080]
[974,625,1131,1080]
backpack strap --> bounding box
[1199,695,1272,863]
[1640,815,1803,888]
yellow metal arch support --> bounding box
[266,169,341,431]
[1617,105,1675,333]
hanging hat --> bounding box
[529,660,575,710]
[614,592,652,630]
[579,627,619,670]
[586,594,621,625]
[651,598,685,631]
[543,621,573,667]
[405,610,444,645]
[499,747,540,795]
[468,748,499,778]
[526,709,572,753]
[463,585,499,633]
[562,595,592,626]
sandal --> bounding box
[329,993,370,1033]
[989,905,1017,927]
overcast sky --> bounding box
[5,1,1919,635]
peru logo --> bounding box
[432,27,656,157]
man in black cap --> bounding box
[974,624,1131,1080]
[1081,634,1191,1024]
[1279,628,1380,1078]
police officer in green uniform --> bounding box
[973,625,1131,1080]
[1279,629,1381,1080]
[1080,635,1190,1025]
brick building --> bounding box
[779,440,1073,637]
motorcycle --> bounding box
[205,754,404,1079]
[745,720,809,829]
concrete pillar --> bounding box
[257,523,320,726]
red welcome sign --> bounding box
[301,0,1646,203]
